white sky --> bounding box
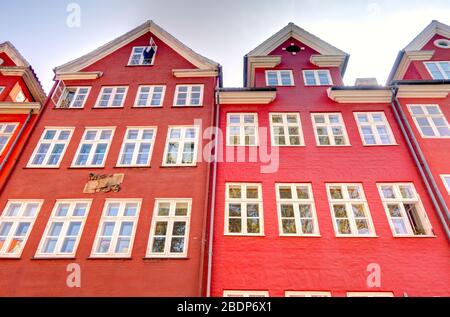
[1,0,450,93]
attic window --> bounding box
[434,39,450,49]
[128,38,157,66]
[282,43,304,55]
[15,91,26,102]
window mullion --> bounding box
[165,218,174,255]
[55,219,69,254]
[242,202,248,234]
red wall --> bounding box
[0,32,217,296]
[210,38,450,297]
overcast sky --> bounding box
[2,0,450,93]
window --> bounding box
[0,86,4,95]
[95,87,128,108]
[223,291,269,297]
[72,128,114,167]
[311,113,350,146]
[424,61,450,79]
[0,200,42,258]
[275,183,319,236]
[147,199,191,258]
[285,291,331,297]
[0,123,18,155]
[163,126,199,166]
[354,112,396,145]
[134,85,165,107]
[441,175,450,194]
[303,70,333,86]
[225,183,264,235]
[128,45,157,65]
[56,87,90,108]
[27,128,74,168]
[227,113,258,146]
[35,200,91,258]
[117,127,156,167]
[15,90,26,102]
[173,85,203,106]
[91,199,141,258]
[407,104,450,138]
[377,183,433,236]
[265,70,294,86]
[326,184,376,236]
[347,292,394,297]
[434,39,450,49]
[269,113,304,146]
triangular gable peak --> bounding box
[244,23,349,87]
[0,41,30,67]
[55,20,219,76]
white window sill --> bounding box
[315,144,352,147]
[272,144,306,147]
[33,255,77,259]
[132,105,163,108]
[88,255,132,259]
[161,163,197,167]
[144,255,188,259]
[115,164,151,168]
[334,235,379,238]
[279,234,321,237]
[224,233,265,237]
[25,165,61,169]
[392,234,436,238]
[70,165,106,168]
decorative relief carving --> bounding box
[83,173,124,193]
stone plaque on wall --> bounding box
[83,173,124,194]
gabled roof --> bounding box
[404,20,450,51]
[55,20,219,74]
[0,41,30,67]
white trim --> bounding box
[347,292,394,297]
[218,90,276,104]
[94,86,128,108]
[311,113,350,146]
[133,85,166,107]
[15,90,25,102]
[354,112,397,146]
[71,127,115,168]
[0,199,43,258]
[56,87,91,109]
[269,113,304,146]
[285,291,331,297]
[424,61,450,79]
[116,127,157,167]
[146,198,192,258]
[404,20,450,51]
[225,183,264,236]
[173,84,204,107]
[275,183,319,236]
[326,183,376,237]
[440,175,450,194]
[27,127,74,168]
[434,39,450,48]
[162,126,199,167]
[265,70,294,86]
[90,199,142,258]
[35,199,92,258]
[302,69,333,86]
[0,122,19,156]
[223,290,269,297]
[226,113,259,146]
[407,104,450,138]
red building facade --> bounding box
[0,21,220,296]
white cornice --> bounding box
[391,50,434,81]
[404,20,450,51]
[396,84,450,98]
[0,66,46,104]
[310,55,347,67]
[218,90,276,104]
[172,69,218,77]
[0,41,29,67]
[55,71,104,80]
[0,102,41,114]
[327,88,392,103]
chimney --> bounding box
[354,78,378,86]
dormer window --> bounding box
[265,70,294,86]
[57,87,91,108]
[424,61,450,79]
[128,43,157,66]
[303,70,333,86]
[15,90,26,102]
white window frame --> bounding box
[128,46,157,66]
[133,85,166,107]
[116,127,157,167]
[56,87,91,109]
[302,69,333,86]
[162,126,199,167]
[269,113,304,146]
[354,112,397,145]
[275,183,319,236]
[71,127,115,168]
[326,183,376,237]
[94,86,128,108]
[15,90,26,102]
[424,61,450,79]
[226,113,258,146]
[225,183,264,236]
[146,198,192,258]
[90,199,141,258]
[440,175,450,194]
[285,291,331,297]
[0,199,43,258]
[347,292,394,297]
[27,127,74,168]
[223,291,269,297]
[377,183,434,237]
[35,199,92,258]
[407,104,450,138]
[311,113,350,146]
[0,122,18,155]
[173,84,204,107]
[265,70,295,86]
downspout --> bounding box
[206,71,221,297]
[390,86,450,240]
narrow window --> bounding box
[223,291,269,297]
[15,90,26,102]
[117,127,156,167]
[408,104,450,138]
[134,85,165,107]
[441,175,450,194]
[27,128,74,168]
[36,200,91,257]
[303,70,333,86]
[327,184,375,236]
[147,199,191,258]
[72,128,114,167]
[163,126,199,166]
[269,113,304,146]
[225,183,264,235]
[424,61,450,79]
[95,87,128,108]
[0,123,18,155]
[91,200,141,258]
[265,70,294,86]
[227,113,258,146]
[311,113,350,146]
[377,183,433,236]
[354,112,396,145]
[57,87,91,108]
[0,200,42,258]
[173,85,203,106]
